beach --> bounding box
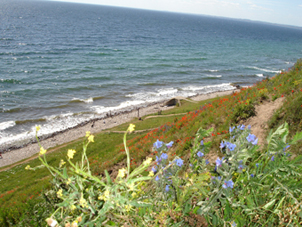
[0,89,237,168]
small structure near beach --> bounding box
[164,96,197,107]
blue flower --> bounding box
[153,139,163,149]
[166,141,174,148]
[238,124,245,130]
[165,185,170,192]
[256,163,259,168]
[156,156,161,164]
[200,140,204,146]
[197,151,204,157]
[161,153,168,160]
[238,164,243,170]
[283,145,290,151]
[227,143,236,151]
[175,158,184,167]
[271,156,275,161]
[220,141,225,149]
[246,133,256,142]
[205,159,209,165]
[155,176,159,181]
[217,176,221,180]
[248,125,251,130]
[251,138,258,145]
[231,221,237,227]
[151,166,157,173]
[216,157,223,167]
[251,174,254,177]
[229,126,235,133]
[222,180,234,189]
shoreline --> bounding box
[0,89,237,168]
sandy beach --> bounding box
[0,89,237,168]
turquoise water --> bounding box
[1,0,302,149]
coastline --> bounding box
[0,89,237,168]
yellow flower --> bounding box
[88,134,94,143]
[25,165,30,170]
[143,157,152,166]
[128,124,135,133]
[85,131,90,138]
[124,204,132,212]
[36,125,41,132]
[39,147,47,155]
[67,149,76,159]
[57,189,63,198]
[131,192,137,198]
[71,221,78,227]
[148,171,154,177]
[79,197,88,208]
[59,159,66,168]
[117,168,127,179]
[70,205,76,211]
[66,178,71,185]
[128,183,135,191]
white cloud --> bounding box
[246,1,273,11]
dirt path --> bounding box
[205,98,285,163]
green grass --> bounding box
[1,59,302,226]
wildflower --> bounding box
[125,204,132,212]
[66,178,71,185]
[35,125,41,132]
[148,171,154,177]
[238,165,243,170]
[175,158,184,167]
[117,168,127,178]
[59,159,66,168]
[70,204,76,211]
[155,176,160,181]
[251,174,254,177]
[25,165,30,170]
[248,125,251,130]
[39,147,47,155]
[143,157,152,165]
[153,139,163,149]
[256,163,259,168]
[57,189,63,198]
[239,124,245,130]
[271,156,275,161]
[227,143,236,151]
[46,218,58,227]
[216,157,224,167]
[222,180,234,189]
[79,197,88,208]
[229,126,235,133]
[161,153,168,160]
[166,141,174,148]
[165,185,170,192]
[71,221,78,227]
[67,149,76,159]
[197,151,204,157]
[200,140,204,146]
[88,134,94,143]
[85,131,90,137]
[128,124,135,132]
[205,159,210,165]
[251,138,258,145]
[283,145,290,151]
[220,141,225,149]
[151,166,157,173]
[246,133,256,143]
[231,221,237,227]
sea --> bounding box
[1,0,302,150]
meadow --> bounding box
[0,59,302,226]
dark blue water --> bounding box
[1,0,302,149]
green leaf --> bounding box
[290,131,302,145]
[104,170,112,184]
[263,199,276,210]
[63,167,68,178]
[127,176,151,184]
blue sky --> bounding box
[51,0,302,27]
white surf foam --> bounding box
[0,121,16,131]
[249,66,281,74]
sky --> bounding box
[50,0,302,27]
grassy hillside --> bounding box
[0,59,302,226]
